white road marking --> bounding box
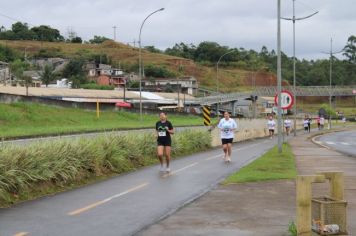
[68,182,149,216]
[340,142,351,146]
[162,162,198,177]
[13,232,29,236]
[325,141,336,145]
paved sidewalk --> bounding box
[138,132,356,236]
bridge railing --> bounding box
[188,86,356,106]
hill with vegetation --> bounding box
[0,39,264,93]
[0,21,354,92]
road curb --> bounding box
[311,130,356,158]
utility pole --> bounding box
[113,26,117,41]
[281,0,318,136]
[277,0,283,153]
[322,38,343,129]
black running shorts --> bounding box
[157,139,171,147]
[221,138,233,145]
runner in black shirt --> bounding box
[155,112,174,173]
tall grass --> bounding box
[0,129,211,206]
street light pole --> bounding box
[281,0,318,136]
[113,26,117,41]
[216,50,235,115]
[277,0,282,153]
[329,38,333,129]
[216,50,235,93]
[138,8,164,121]
[322,38,343,129]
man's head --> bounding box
[159,112,167,121]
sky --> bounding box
[1,0,355,60]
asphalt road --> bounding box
[0,137,277,236]
[316,130,356,157]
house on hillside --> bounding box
[142,76,198,95]
[85,62,129,89]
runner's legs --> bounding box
[164,146,171,168]
[157,145,164,167]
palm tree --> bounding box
[40,65,56,87]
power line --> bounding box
[0,11,35,27]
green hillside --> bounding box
[0,40,273,92]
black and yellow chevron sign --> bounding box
[203,106,211,126]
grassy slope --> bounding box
[0,102,206,139]
[0,40,253,92]
[223,143,296,184]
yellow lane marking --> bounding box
[68,182,149,216]
[14,232,29,236]
[162,162,198,178]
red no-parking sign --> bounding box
[274,90,294,110]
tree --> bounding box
[89,35,110,44]
[343,35,356,64]
[62,58,87,87]
[11,22,29,34]
[31,25,64,42]
[69,75,87,88]
[10,59,31,95]
[71,37,82,43]
[165,42,196,59]
[144,64,176,78]
[144,46,161,53]
[194,42,232,63]
[62,58,85,78]
[40,65,56,87]
[0,45,18,62]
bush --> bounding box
[80,83,115,90]
[0,129,211,206]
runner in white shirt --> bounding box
[284,118,292,136]
[303,118,309,133]
[267,115,276,139]
[217,111,237,162]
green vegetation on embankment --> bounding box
[0,102,208,139]
[0,129,211,207]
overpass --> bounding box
[192,86,356,106]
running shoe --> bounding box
[166,168,171,173]
[159,166,165,172]
[226,157,231,162]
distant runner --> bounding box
[155,112,174,173]
[303,117,309,133]
[217,111,237,162]
[267,115,276,139]
[319,116,325,130]
[284,118,292,136]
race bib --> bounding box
[158,131,166,137]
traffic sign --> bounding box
[202,105,211,126]
[274,90,294,110]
